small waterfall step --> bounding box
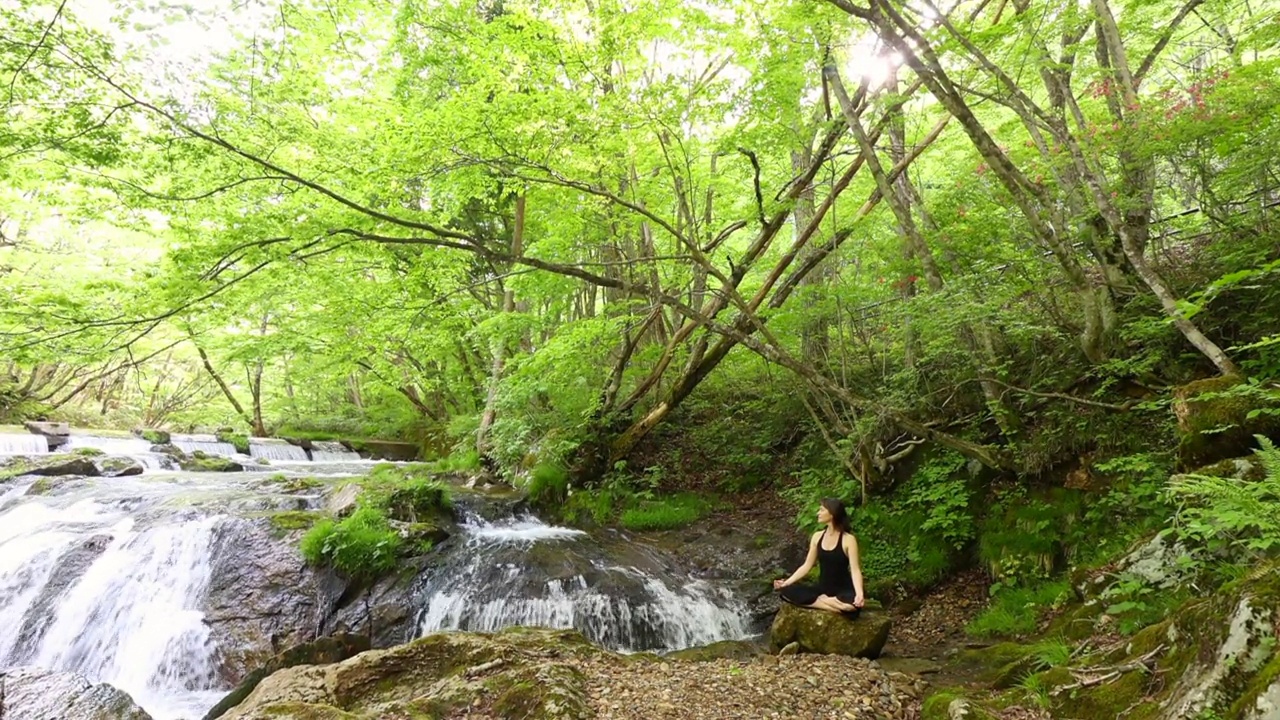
[248,439,310,462]
[172,434,239,457]
[0,433,50,455]
[309,440,361,462]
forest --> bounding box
[2,0,1280,717]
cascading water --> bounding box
[417,510,751,652]
[0,483,227,719]
[172,434,240,457]
[0,432,49,454]
[309,440,361,462]
[248,439,310,462]
[62,434,173,471]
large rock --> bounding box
[9,535,112,660]
[134,428,171,444]
[202,518,330,681]
[0,453,98,480]
[180,451,244,472]
[1173,375,1280,467]
[346,439,419,462]
[218,628,597,720]
[202,633,371,720]
[0,666,152,720]
[94,455,144,478]
[769,603,892,658]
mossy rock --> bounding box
[1173,375,1280,467]
[203,633,370,720]
[216,429,252,455]
[1,453,99,480]
[921,691,996,720]
[1049,666,1154,720]
[665,639,764,663]
[25,476,68,496]
[769,604,892,658]
[268,511,324,536]
[136,429,170,445]
[73,447,105,457]
[180,451,244,472]
[95,456,143,478]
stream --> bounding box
[0,431,750,719]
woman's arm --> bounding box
[846,534,866,606]
[774,533,820,589]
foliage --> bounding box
[527,462,570,510]
[300,507,402,579]
[966,581,1072,639]
[1166,437,1280,558]
[618,493,713,532]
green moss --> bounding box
[26,477,57,495]
[179,452,243,472]
[921,691,995,720]
[966,580,1072,639]
[258,704,360,719]
[269,510,323,535]
[1227,649,1280,717]
[1052,667,1152,720]
[619,493,713,531]
[214,428,251,455]
[73,447,104,457]
[138,429,169,444]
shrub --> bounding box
[527,462,569,509]
[619,493,711,531]
[1166,435,1280,558]
[966,580,1071,638]
[300,507,402,579]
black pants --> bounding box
[779,583,861,618]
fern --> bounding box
[1166,436,1280,555]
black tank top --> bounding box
[817,531,853,593]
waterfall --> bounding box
[0,494,225,719]
[248,439,310,462]
[172,434,240,457]
[309,440,361,462]
[61,435,171,471]
[0,432,49,454]
[417,513,750,652]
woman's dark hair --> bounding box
[821,497,851,532]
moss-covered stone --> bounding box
[136,429,170,445]
[665,639,763,662]
[769,604,892,658]
[180,451,244,472]
[73,447,105,457]
[1,453,98,480]
[1173,375,1280,467]
[203,634,370,720]
[215,429,252,455]
[267,511,324,536]
[921,691,996,720]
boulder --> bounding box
[0,666,152,720]
[151,442,185,457]
[94,455,144,478]
[326,483,362,517]
[180,451,244,472]
[218,628,597,720]
[202,518,330,681]
[202,633,371,720]
[1173,375,1280,467]
[345,439,419,462]
[0,453,98,480]
[134,428,171,444]
[768,603,892,658]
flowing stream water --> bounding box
[0,432,751,719]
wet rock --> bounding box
[10,535,112,660]
[218,628,596,720]
[345,439,419,461]
[94,455,144,478]
[180,451,244,472]
[1,453,98,480]
[325,483,361,517]
[150,442,185,457]
[769,604,892,658]
[202,518,329,682]
[0,666,152,720]
[319,555,428,649]
[202,633,371,720]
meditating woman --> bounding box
[773,498,865,616]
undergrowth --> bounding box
[300,506,402,579]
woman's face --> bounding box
[816,504,832,524]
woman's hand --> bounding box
[853,594,865,608]
[773,579,788,590]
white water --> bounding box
[172,434,240,457]
[0,432,49,454]
[248,439,309,462]
[310,440,361,462]
[417,514,750,652]
[0,485,226,719]
[63,435,152,455]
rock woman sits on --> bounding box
[773,497,865,617]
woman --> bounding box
[774,498,866,617]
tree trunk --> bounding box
[476,192,526,457]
